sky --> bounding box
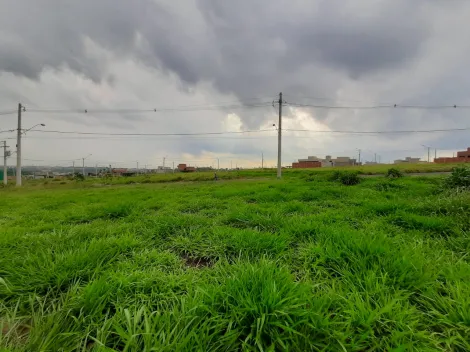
[1,0,470,169]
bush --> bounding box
[444,166,470,189]
[339,171,361,186]
[327,170,343,181]
[386,168,403,178]
[327,170,360,185]
[73,173,85,181]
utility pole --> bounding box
[421,145,431,163]
[163,157,166,172]
[82,154,92,177]
[72,161,75,175]
[262,152,264,169]
[136,161,139,174]
[217,158,220,171]
[277,92,283,179]
[2,141,9,185]
[434,149,437,161]
[95,164,98,177]
[357,149,361,165]
[374,153,377,163]
[172,161,175,173]
[16,103,22,186]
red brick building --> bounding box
[434,147,470,163]
[177,164,196,172]
[292,160,322,169]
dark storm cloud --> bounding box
[0,0,432,96]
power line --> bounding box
[0,111,17,116]
[284,127,470,134]
[28,128,274,136]
[282,94,394,105]
[286,102,470,110]
[24,102,273,114]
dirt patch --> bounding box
[182,255,214,268]
[1,318,31,341]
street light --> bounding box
[82,154,92,176]
[22,123,46,134]
[16,123,46,186]
[421,144,432,163]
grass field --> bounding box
[12,162,464,189]
[1,170,470,351]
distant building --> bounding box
[177,164,196,172]
[292,160,321,169]
[333,156,358,167]
[394,157,421,164]
[434,147,470,163]
[112,168,128,176]
[292,155,358,168]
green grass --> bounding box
[1,173,470,351]
[4,162,461,190]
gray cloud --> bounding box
[1,0,470,165]
[1,0,433,94]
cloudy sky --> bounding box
[1,0,470,169]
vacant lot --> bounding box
[1,174,469,351]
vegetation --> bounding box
[444,165,470,189]
[386,167,404,178]
[1,172,470,351]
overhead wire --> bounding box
[25,102,273,114]
[284,127,470,134]
[286,102,470,109]
[27,128,275,136]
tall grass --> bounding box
[1,174,469,350]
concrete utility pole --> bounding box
[277,92,283,179]
[374,153,377,163]
[435,149,437,160]
[16,103,22,186]
[95,164,98,177]
[422,145,431,162]
[72,161,75,175]
[357,149,361,165]
[172,161,175,173]
[217,158,220,171]
[82,154,92,177]
[163,157,166,172]
[136,161,139,174]
[2,141,9,185]
[262,152,264,169]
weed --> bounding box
[386,167,404,178]
[445,165,470,189]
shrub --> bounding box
[386,168,403,178]
[339,171,361,186]
[327,170,343,181]
[444,166,470,189]
[73,173,85,181]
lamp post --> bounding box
[16,122,46,186]
[82,154,92,176]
